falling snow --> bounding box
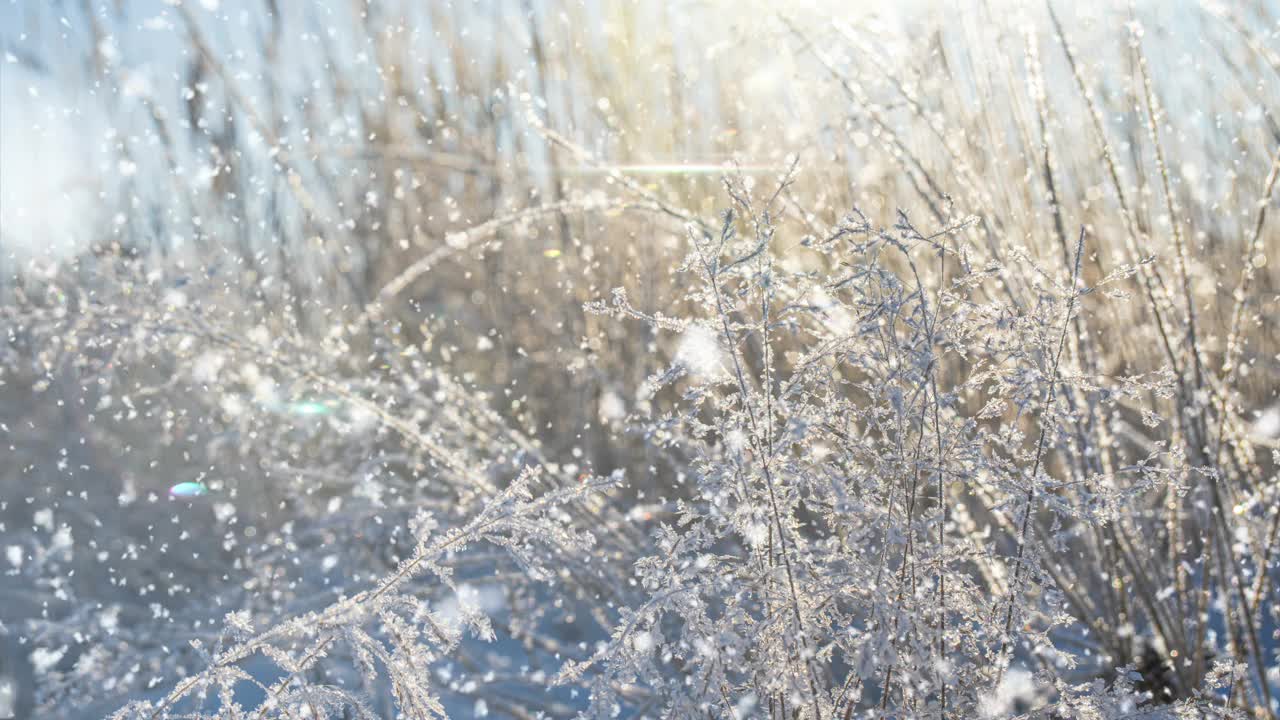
[1,1,1278,719]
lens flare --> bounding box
[168,482,209,498]
[287,400,335,417]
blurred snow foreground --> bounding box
[2,0,1280,718]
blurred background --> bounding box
[2,0,1278,717]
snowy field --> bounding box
[2,0,1279,718]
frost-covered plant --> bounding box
[18,171,1271,718]
[110,468,618,720]
[565,171,1268,718]
[3,2,1280,719]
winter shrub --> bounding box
[2,2,1278,719]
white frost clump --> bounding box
[981,668,1038,718]
[29,646,66,675]
[0,676,14,720]
[598,390,627,422]
[676,325,723,377]
[1251,404,1280,440]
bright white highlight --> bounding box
[0,63,103,266]
[676,325,724,377]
